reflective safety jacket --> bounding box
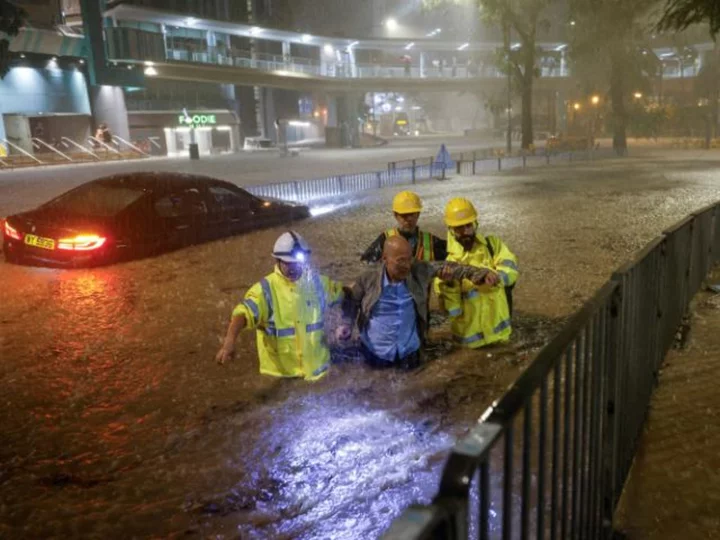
[385,228,435,261]
[232,266,345,380]
[437,233,519,348]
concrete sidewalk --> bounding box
[615,268,720,539]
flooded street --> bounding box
[1,150,719,538]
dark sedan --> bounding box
[2,172,310,267]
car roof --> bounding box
[91,172,243,193]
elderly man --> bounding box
[344,235,490,369]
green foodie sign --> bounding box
[178,113,217,127]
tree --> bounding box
[657,0,720,37]
[0,0,26,79]
[658,0,720,147]
[423,0,555,150]
[567,0,660,155]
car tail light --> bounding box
[3,219,22,241]
[57,234,107,251]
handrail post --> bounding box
[61,136,100,160]
[32,138,73,162]
[411,159,416,184]
[89,135,120,154]
[112,135,149,156]
[601,284,622,537]
[1,139,44,164]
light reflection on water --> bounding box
[232,394,455,539]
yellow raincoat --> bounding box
[437,233,519,348]
[232,266,344,380]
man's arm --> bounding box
[216,315,247,364]
[215,282,268,363]
[360,233,386,263]
[427,261,490,286]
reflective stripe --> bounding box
[260,278,273,324]
[306,320,324,333]
[244,299,260,322]
[493,319,511,334]
[312,363,330,377]
[463,289,480,300]
[265,326,296,337]
[448,308,462,317]
[500,259,519,272]
[420,231,433,261]
[499,271,510,286]
[310,272,327,318]
[454,332,485,344]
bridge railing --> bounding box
[381,200,720,539]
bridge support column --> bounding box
[326,92,363,148]
[90,85,130,142]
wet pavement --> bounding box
[614,268,720,540]
[1,149,720,538]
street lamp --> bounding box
[573,102,581,111]
[385,18,398,31]
[633,92,643,99]
[591,95,600,105]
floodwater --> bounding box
[1,150,720,538]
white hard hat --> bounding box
[272,231,311,263]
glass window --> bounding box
[154,188,208,218]
[209,186,253,211]
[43,184,145,217]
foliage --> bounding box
[0,0,27,79]
[657,0,720,38]
[422,0,555,148]
[566,0,661,153]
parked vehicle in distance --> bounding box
[2,172,310,267]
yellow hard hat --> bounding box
[392,191,422,214]
[444,198,478,227]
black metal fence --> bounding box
[245,148,618,203]
[382,202,720,540]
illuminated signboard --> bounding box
[178,113,217,127]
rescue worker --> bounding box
[215,231,345,380]
[361,190,447,263]
[437,198,519,348]
[342,235,491,369]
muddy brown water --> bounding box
[2,150,720,538]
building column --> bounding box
[90,85,130,141]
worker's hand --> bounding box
[469,269,491,286]
[215,343,235,364]
[484,272,501,287]
[335,324,352,341]
[438,265,455,282]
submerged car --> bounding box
[2,172,310,267]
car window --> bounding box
[209,186,253,211]
[43,184,146,217]
[154,188,208,218]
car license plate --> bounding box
[24,234,55,250]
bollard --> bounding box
[442,164,446,180]
[412,159,416,184]
[456,160,461,174]
[498,157,502,171]
[376,171,382,188]
[523,155,527,168]
[293,181,300,201]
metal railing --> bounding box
[246,147,618,203]
[382,202,720,539]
